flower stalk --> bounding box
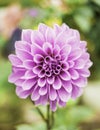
[33,102,55,130]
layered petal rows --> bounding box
[8,23,92,111]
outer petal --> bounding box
[74,59,85,69]
[72,77,87,87]
[16,86,32,99]
[16,49,33,61]
[69,69,79,80]
[22,78,36,90]
[23,60,36,69]
[15,41,31,52]
[45,27,55,45]
[62,80,72,93]
[31,30,45,47]
[31,85,40,101]
[38,23,47,35]
[50,100,57,112]
[58,99,66,107]
[21,29,32,43]
[58,87,71,102]
[35,94,48,105]
[68,49,82,61]
[71,85,83,99]
[8,54,22,66]
[8,70,25,83]
[53,24,62,35]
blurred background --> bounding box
[0,0,100,130]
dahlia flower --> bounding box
[8,23,92,111]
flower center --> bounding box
[42,55,62,77]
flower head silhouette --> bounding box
[8,23,92,111]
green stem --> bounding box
[47,105,51,130]
[51,111,54,128]
[32,101,47,122]
[32,101,55,130]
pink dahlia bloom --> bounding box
[8,23,92,111]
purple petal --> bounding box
[39,86,47,95]
[43,42,52,55]
[16,86,32,99]
[50,100,57,112]
[31,43,45,56]
[69,69,79,80]
[16,49,33,61]
[68,49,82,61]
[8,54,22,66]
[72,77,87,87]
[71,85,83,99]
[58,87,71,102]
[78,69,90,77]
[55,30,71,47]
[67,36,80,49]
[47,76,54,84]
[15,41,31,52]
[61,62,69,70]
[52,45,60,56]
[38,77,46,87]
[21,70,37,79]
[53,76,62,90]
[23,60,35,69]
[58,99,66,107]
[8,70,25,83]
[60,71,71,81]
[21,29,32,43]
[45,27,55,45]
[15,79,24,86]
[60,44,71,57]
[53,24,62,35]
[72,29,80,41]
[33,65,42,74]
[74,59,85,69]
[85,60,93,68]
[22,78,36,90]
[38,23,47,35]
[34,54,44,63]
[31,86,40,101]
[49,86,57,101]
[35,94,48,105]
[61,23,69,30]
[38,69,45,78]
[31,30,45,47]
[68,61,75,68]
[62,80,72,93]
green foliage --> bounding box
[16,123,45,130]
[54,105,93,130]
[62,0,100,80]
[0,0,44,7]
[16,105,94,130]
